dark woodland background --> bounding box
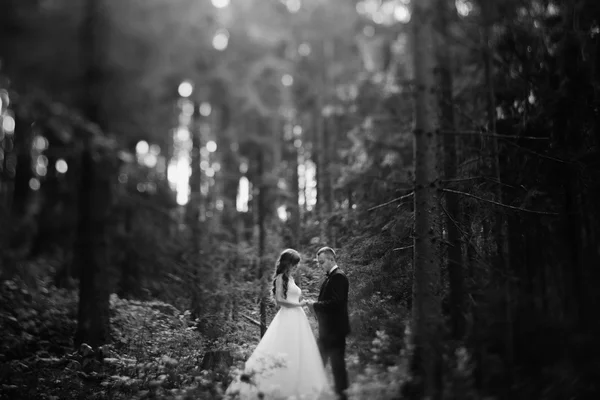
[1,0,599,399]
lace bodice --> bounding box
[275,274,301,303]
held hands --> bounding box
[300,300,316,311]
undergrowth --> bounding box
[0,258,431,400]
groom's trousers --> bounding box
[318,337,348,400]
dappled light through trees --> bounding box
[1,0,600,399]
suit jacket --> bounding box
[314,268,350,343]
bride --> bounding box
[226,249,332,399]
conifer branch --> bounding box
[442,130,550,140]
[394,245,414,251]
[441,188,559,216]
[368,192,414,212]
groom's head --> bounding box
[316,246,336,273]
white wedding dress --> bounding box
[226,275,331,399]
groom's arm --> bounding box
[313,275,348,312]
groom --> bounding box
[307,246,350,400]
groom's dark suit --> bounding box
[314,267,350,399]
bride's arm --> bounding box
[275,276,303,308]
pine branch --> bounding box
[439,201,515,279]
[441,176,483,183]
[441,188,559,216]
[368,192,414,212]
[442,176,528,191]
[394,245,414,251]
[502,139,571,164]
[442,130,550,140]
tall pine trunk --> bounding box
[257,149,268,337]
[480,0,514,383]
[75,0,111,348]
[437,0,465,341]
[409,0,443,397]
[290,131,301,249]
[325,115,336,247]
[189,102,205,322]
[315,104,326,243]
[189,102,202,254]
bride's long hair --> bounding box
[272,248,301,299]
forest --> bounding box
[1,0,599,399]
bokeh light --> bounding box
[178,81,193,97]
[298,43,311,56]
[56,159,68,173]
[212,29,229,51]
[150,144,161,155]
[34,136,48,151]
[281,74,294,87]
[36,164,47,177]
[2,114,15,133]
[144,154,158,168]
[211,0,230,8]
[236,176,250,212]
[0,89,9,113]
[456,0,473,17]
[206,140,217,153]
[37,155,49,168]
[29,177,40,191]
[176,127,191,141]
[394,3,411,22]
[286,0,301,13]
[277,205,288,221]
[136,140,149,154]
[199,102,212,117]
[175,156,191,206]
[181,100,195,116]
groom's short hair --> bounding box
[317,246,336,260]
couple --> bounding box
[226,247,351,400]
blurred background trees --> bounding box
[1,0,600,398]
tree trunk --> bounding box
[10,114,32,220]
[325,115,336,247]
[188,101,202,256]
[437,0,465,341]
[74,148,112,347]
[188,102,204,321]
[75,0,111,348]
[290,131,301,249]
[480,0,514,384]
[118,205,140,299]
[257,150,268,338]
[409,0,443,397]
[315,105,326,243]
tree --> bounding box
[74,0,113,347]
[437,0,465,341]
[408,0,443,397]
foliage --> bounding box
[3,0,600,398]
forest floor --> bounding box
[0,261,405,400]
